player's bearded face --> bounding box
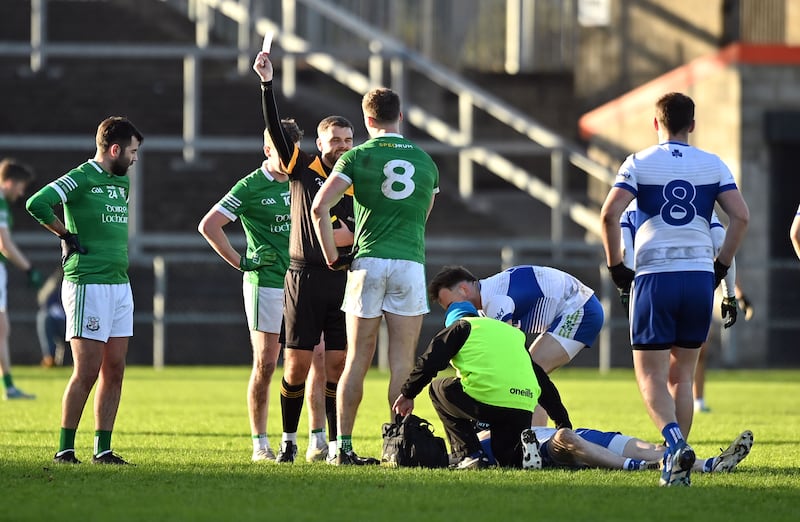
[110,155,131,176]
[110,141,139,176]
[319,127,354,166]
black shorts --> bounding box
[281,263,347,351]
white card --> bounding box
[261,30,274,53]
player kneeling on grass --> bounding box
[479,427,753,474]
[392,301,542,470]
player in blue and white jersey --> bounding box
[428,264,602,427]
[622,200,741,414]
[429,265,602,374]
[600,92,749,487]
[620,200,738,320]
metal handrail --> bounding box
[5,0,615,239]
[194,0,616,238]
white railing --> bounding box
[178,0,614,239]
[7,0,616,241]
[249,0,616,240]
[3,0,623,370]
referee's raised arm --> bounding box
[253,52,293,165]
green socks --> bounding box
[59,428,77,452]
[94,430,112,456]
[338,435,353,453]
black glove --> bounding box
[713,259,729,289]
[59,232,88,265]
[238,246,277,272]
[26,268,43,289]
[608,263,635,292]
[721,297,738,329]
[328,252,354,271]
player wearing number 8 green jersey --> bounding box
[26,116,143,466]
[334,134,435,263]
[312,87,439,465]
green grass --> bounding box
[2,367,799,521]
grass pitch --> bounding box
[2,366,799,521]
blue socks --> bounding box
[661,422,685,451]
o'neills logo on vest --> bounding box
[509,387,535,398]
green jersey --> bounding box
[215,166,290,288]
[25,160,130,284]
[332,134,439,263]
[0,192,11,264]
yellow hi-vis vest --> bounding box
[451,317,540,411]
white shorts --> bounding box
[63,281,134,342]
[342,257,430,318]
[534,332,586,361]
[243,281,283,333]
[0,263,7,311]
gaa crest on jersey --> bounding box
[85,316,101,332]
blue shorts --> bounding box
[630,272,714,349]
[539,428,621,467]
[480,427,624,467]
[545,293,604,348]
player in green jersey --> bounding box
[311,87,439,465]
[26,117,143,465]
[198,123,298,462]
[0,158,42,400]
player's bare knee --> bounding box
[258,358,277,377]
[554,427,578,445]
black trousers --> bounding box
[429,377,532,468]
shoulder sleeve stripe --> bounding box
[59,175,78,191]
[220,194,242,208]
[212,203,237,222]
[47,180,69,203]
